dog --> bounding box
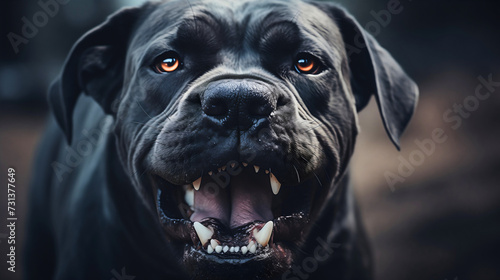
[25,0,418,279]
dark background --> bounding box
[1,0,499,279]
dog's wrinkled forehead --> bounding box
[127,0,345,71]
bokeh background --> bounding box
[1,0,499,279]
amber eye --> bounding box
[153,52,182,73]
[294,53,321,74]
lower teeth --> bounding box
[204,240,264,255]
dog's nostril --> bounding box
[188,94,202,105]
[248,100,273,117]
[277,96,287,107]
[203,99,228,117]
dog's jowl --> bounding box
[26,0,418,279]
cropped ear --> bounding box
[48,6,145,144]
[313,3,419,150]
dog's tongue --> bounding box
[229,170,274,227]
[190,168,273,228]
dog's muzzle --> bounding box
[151,77,316,273]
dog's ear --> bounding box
[48,6,144,143]
[314,3,418,150]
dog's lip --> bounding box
[156,161,293,191]
[159,213,308,242]
[159,212,308,260]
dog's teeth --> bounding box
[253,221,273,247]
[215,245,223,253]
[192,177,202,191]
[223,245,229,253]
[193,222,213,246]
[221,165,226,171]
[230,162,236,168]
[241,246,248,254]
[184,188,194,207]
[265,169,269,174]
[254,165,260,173]
[208,171,213,176]
[270,173,281,195]
[207,245,214,254]
[230,246,235,252]
[248,240,255,248]
[249,243,257,253]
[242,162,248,167]
[234,246,240,253]
[210,239,219,248]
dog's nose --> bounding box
[202,80,275,130]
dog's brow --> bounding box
[174,13,223,51]
[180,12,221,34]
[259,20,301,53]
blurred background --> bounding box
[0,0,499,279]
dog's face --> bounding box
[122,1,356,276]
[49,0,417,278]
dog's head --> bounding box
[49,0,417,278]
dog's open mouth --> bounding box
[152,160,319,271]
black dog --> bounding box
[25,0,418,279]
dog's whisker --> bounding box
[129,121,163,131]
[313,172,323,187]
[154,140,168,147]
[185,0,197,32]
[300,122,324,134]
[292,164,301,183]
[299,155,310,164]
[131,166,149,179]
[294,144,332,162]
[323,166,332,184]
[291,10,302,24]
[136,100,153,119]
[294,144,331,162]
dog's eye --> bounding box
[294,53,321,74]
[153,52,182,73]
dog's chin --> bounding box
[148,160,325,279]
[183,244,292,280]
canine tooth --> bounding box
[185,188,194,207]
[193,177,202,191]
[193,222,213,246]
[270,173,281,195]
[253,221,273,247]
[235,246,240,253]
[230,162,236,168]
[210,239,219,248]
[207,245,214,254]
[249,244,257,253]
[265,170,269,174]
[242,162,248,167]
[208,171,213,176]
[241,246,248,254]
[254,165,260,173]
[215,245,223,253]
[221,165,226,171]
[223,245,229,253]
